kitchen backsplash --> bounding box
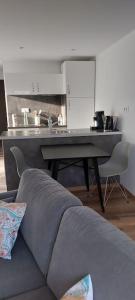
[7,95,66,127]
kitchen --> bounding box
[1,2,135,298]
[4,60,95,130]
[3,59,117,133]
[0,60,121,200]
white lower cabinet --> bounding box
[67,98,94,129]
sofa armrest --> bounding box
[0,190,18,203]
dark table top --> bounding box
[41,143,109,160]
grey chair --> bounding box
[98,141,130,206]
[10,146,51,178]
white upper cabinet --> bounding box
[37,74,65,95]
[62,61,95,98]
[5,73,33,95]
[4,73,64,95]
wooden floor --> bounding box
[1,146,135,241]
[70,186,135,241]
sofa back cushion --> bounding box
[47,206,135,300]
[16,169,82,276]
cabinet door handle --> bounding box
[37,82,40,93]
[68,100,70,110]
[67,84,70,95]
[32,82,35,93]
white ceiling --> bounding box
[0,0,135,63]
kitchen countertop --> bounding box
[0,128,122,140]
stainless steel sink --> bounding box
[51,129,71,134]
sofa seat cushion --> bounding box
[47,207,135,300]
[7,286,56,300]
[0,190,18,203]
[0,234,45,299]
[16,169,82,275]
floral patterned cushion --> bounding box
[0,201,26,259]
[60,275,93,300]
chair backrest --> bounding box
[10,146,29,177]
[110,141,130,171]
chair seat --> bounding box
[0,234,45,299]
[99,162,126,178]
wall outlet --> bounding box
[123,106,129,113]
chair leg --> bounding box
[103,176,128,207]
[104,177,118,207]
[114,177,128,201]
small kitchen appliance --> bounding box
[105,116,113,131]
[92,111,104,130]
[91,111,114,131]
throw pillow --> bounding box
[60,274,93,300]
[0,201,26,259]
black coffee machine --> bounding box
[93,111,104,130]
[92,111,114,131]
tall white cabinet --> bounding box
[67,98,93,129]
[62,61,95,129]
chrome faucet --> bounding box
[48,116,52,130]
[48,117,58,129]
[52,121,58,127]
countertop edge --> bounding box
[0,130,122,140]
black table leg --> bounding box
[52,160,59,180]
[92,157,105,212]
[48,160,52,170]
[83,158,89,191]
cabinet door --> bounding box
[4,73,65,95]
[37,74,65,95]
[5,73,33,95]
[63,61,95,98]
[67,98,94,129]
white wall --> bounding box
[96,30,135,195]
[3,60,61,74]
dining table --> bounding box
[41,143,109,212]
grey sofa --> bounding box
[1,169,135,299]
